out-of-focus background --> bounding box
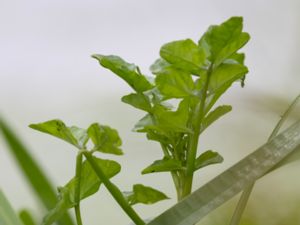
[1,0,300,224]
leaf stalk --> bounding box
[82,151,145,225]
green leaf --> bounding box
[155,67,195,98]
[153,98,192,133]
[148,120,300,225]
[122,93,152,112]
[0,118,75,225]
[150,58,171,75]
[29,119,87,149]
[87,123,123,155]
[142,157,183,174]
[69,126,89,149]
[226,52,245,64]
[43,157,121,225]
[201,105,232,133]
[160,39,206,75]
[19,209,37,225]
[124,184,169,206]
[209,63,248,92]
[92,54,153,92]
[133,114,155,132]
[199,17,250,66]
[67,157,121,201]
[0,189,23,225]
[194,150,224,171]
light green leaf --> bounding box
[92,54,153,92]
[124,184,169,206]
[153,98,192,133]
[195,150,224,171]
[43,157,121,225]
[142,157,183,174]
[19,209,37,225]
[160,39,206,75]
[87,123,123,155]
[69,126,89,149]
[29,120,86,149]
[199,17,250,66]
[122,93,152,112]
[150,58,171,75]
[0,189,23,225]
[209,63,248,92]
[133,114,155,132]
[226,52,245,64]
[155,67,195,98]
[0,118,75,225]
[201,105,232,133]
[148,120,300,225]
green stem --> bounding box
[161,143,184,201]
[82,151,145,225]
[74,153,83,225]
[229,94,300,225]
[182,67,212,198]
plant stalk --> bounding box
[74,153,83,225]
[182,66,212,198]
[229,94,300,225]
[82,151,145,225]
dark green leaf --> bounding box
[122,93,152,112]
[142,157,183,174]
[92,54,153,92]
[29,119,86,149]
[124,184,169,206]
[155,67,195,98]
[87,123,123,155]
[0,118,75,225]
[19,209,36,225]
[0,189,23,225]
[195,150,224,171]
[160,39,206,75]
[201,105,232,133]
[199,17,250,66]
[43,157,121,225]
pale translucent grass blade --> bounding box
[0,189,23,225]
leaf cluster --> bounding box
[29,120,168,225]
[93,16,249,199]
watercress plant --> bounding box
[92,16,249,200]
[29,16,250,225]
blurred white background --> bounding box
[1,0,300,224]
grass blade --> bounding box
[148,120,300,225]
[0,189,23,225]
[19,209,37,225]
[0,118,75,225]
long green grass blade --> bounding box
[19,209,37,225]
[147,120,300,225]
[0,189,23,225]
[0,118,75,225]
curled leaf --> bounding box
[195,150,224,171]
[88,123,123,155]
[142,157,183,174]
[124,184,169,206]
[92,54,153,92]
